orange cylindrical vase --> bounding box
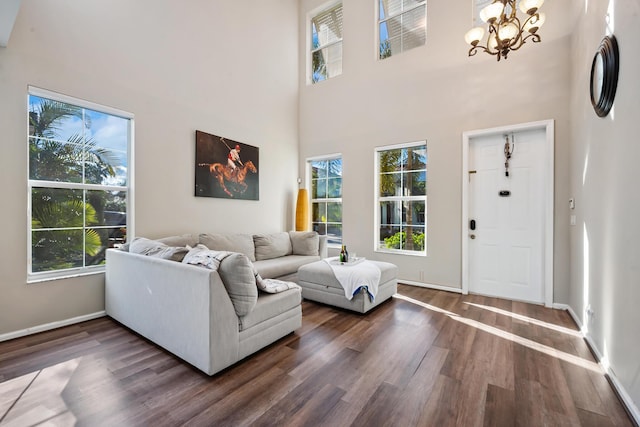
[295,188,310,231]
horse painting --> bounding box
[203,161,257,197]
[195,130,260,200]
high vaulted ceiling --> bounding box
[0,0,21,47]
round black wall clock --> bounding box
[590,35,619,117]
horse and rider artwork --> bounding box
[195,130,259,200]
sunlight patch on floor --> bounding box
[463,302,583,337]
[0,358,79,426]
[451,316,603,373]
[394,293,603,374]
[393,294,457,316]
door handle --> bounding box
[470,219,476,230]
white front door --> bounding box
[468,128,546,303]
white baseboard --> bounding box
[0,311,106,343]
[556,304,640,424]
[398,280,463,294]
[552,302,570,311]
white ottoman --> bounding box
[297,259,398,313]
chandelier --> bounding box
[464,0,546,61]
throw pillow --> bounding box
[199,233,256,262]
[218,253,258,316]
[253,232,293,261]
[129,237,189,262]
[288,231,320,256]
[254,271,300,294]
[181,244,230,270]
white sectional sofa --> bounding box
[105,231,327,376]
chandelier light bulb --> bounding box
[519,0,545,15]
[498,22,519,41]
[479,2,505,24]
[465,26,485,45]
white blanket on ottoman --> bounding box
[324,257,382,302]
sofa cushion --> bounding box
[157,234,199,248]
[199,233,256,262]
[253,232,293,261]
[238,287,301,331]
[129,237,189,262]
[289,231,320,256]
[253,255,321,279]
[217,252,258,317]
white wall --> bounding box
[298,0,572,297]
[569,0,640,413]
[0,0,299,335]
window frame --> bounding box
[27,86,135,283]
[374,141,427,256]
[307,153,343,247]
[377,0,427,60]
[309,2,344,84]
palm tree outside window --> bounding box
[376,142,427,254]
[378,0,427,60]
[311,3,343,83]
[309,156,342,245]
[28,87,133,280]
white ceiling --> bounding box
[0,0,21,47]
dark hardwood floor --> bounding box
[0,285,634,426]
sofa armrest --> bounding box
[318,235,328,258]
[105,249,240,375]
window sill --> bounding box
[27,267,105,284]
[374,248,427,257]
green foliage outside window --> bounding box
[311,157,342,245]
[378,144,427,253]
[384,230,425,251]
[29,94,129,274]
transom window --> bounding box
[378,0,427,59]
[28,87,133,281]
[375,142,427,254]
[309,156,342,245]
[311,3,343,83]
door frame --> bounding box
[461,119,555,307]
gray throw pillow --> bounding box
[217,253,258,316]
[199,233,256,262]
[253,232,293,261]
[129,237,189,262]
[288,231,320,256]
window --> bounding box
[375,142,427,254]
[309,156,342,245]
[311,3,343,83]
[28,87,132,280]
[378,0,427,59]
